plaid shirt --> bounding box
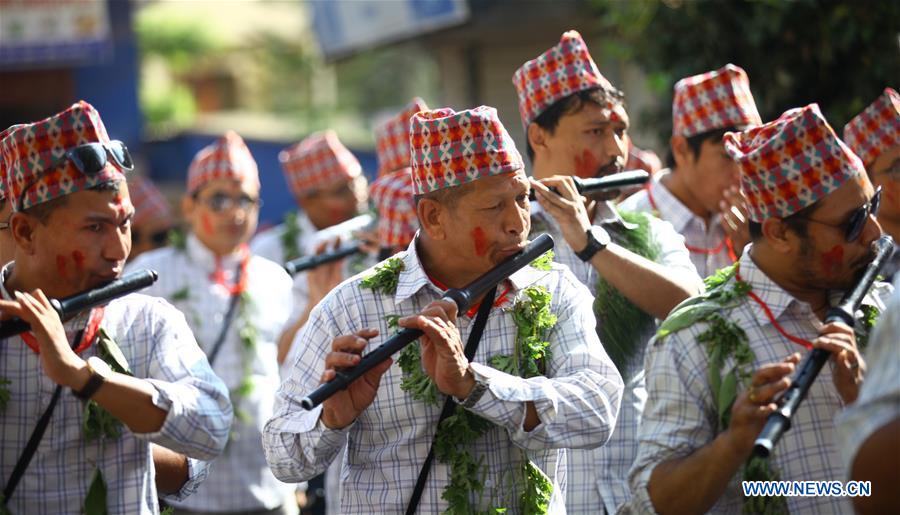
[251,211,373,324]
[620,171,736,279]
[837,276,900,476]
[263,239,624,514]
[128,235,294,512]
[531,201,698,514]
[0,264,232,515]
[629,248,893,514]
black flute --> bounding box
[528,169,649,200]
[300,233,555,410]
[753,235,895,458]
[0,269,159,339]
[284,244,363,276]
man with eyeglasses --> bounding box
[630,104,893,514]
[251,130,372,366]
[0,101,233,514]
[129,131,297,515]
[844,87,900,282]
[128,174,177,260]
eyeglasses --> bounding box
[800,186,881,242]
[17,140,134,211]
[133,227,171,246]
[198,192,262,213]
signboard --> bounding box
[312,0,470,60]
[0,0,112,69]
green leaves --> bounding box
[519,460,553,515]
[360,257,405,295]
[281,211,303,263]
[170,286,190,302]
[82,401,122,442]
[0,378,10,412]
[82,468,109,515]
[529,250,555,272]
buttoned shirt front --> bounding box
[128,235,294,512]
[531,201,698,514]
[263,239,625,514]
[620,170,736,279]
[0,264,232,515]
[629,248,892,514]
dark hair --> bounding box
[665,127,736,168]
[525,86,626,163]
[21,180,123,224]
[747,200,820,241]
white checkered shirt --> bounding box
[629,247,893,514]
[620,170,736,279]
[531,201,698,514]
[0,264,232,515]
[128,235,295,512]
[837,276,900,476]
[263,239,624,514]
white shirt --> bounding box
[0,264,232,515]
[629,248,893,514]
[263,239,625,514]
[620,170,736,279]
[128,235,294,512]
[531,201,699,514]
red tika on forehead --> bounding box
[279,130,361,198]
[409,106,524,195]
[0,100,125,212]
[374,98,429,178]
[512,30,616,129]
[187,131,259,194]
[843,87,899,166]
[672,64,762,137]
[724,103,864,222]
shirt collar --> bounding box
[648,171,698,233]
[185,233,246,272]
[393,237,551,308]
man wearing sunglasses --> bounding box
[630,104,893,514]
[0,101,233,514]
[252,130,372,366]
[128,131,296,515]
[128,174,177,260]
[844,87,900,283]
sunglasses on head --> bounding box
[17,140,134,210]
[198,192,262,213]
[801,186,881,243]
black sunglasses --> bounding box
[198,192,262,213]
[17,140,134,210]
[801,186,881,242]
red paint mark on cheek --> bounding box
[573,149,600,179]
[471,227,488,257]
[200,213,214,234]
[56,255,68,279]
[71,250,86,271]
[821,244,844,277]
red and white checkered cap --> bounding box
[369,169,417,248]
[375,98,429,178]
[128,175,174,228]
[279,130,361,198]
[186,131,259,194]
[0,100,126,212]
[0,124,19,202]
[843,87,899,166]
[512,30,616,129]
[410,106,524,195]
[673,64,762,137]
[724,104,864,222]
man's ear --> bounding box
[181,194,195,220]
[527,123,551,158]
[416,197,447,241]
[670,135,694,171]
[10,212,38,256]
[761,217,796,254]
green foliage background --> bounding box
[591,0,900,141]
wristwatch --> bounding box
[457,374,489,408]
[73,356,112,400]
[574,225,610,262]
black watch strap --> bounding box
[73,369,105,400]
[575,227,604,262]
